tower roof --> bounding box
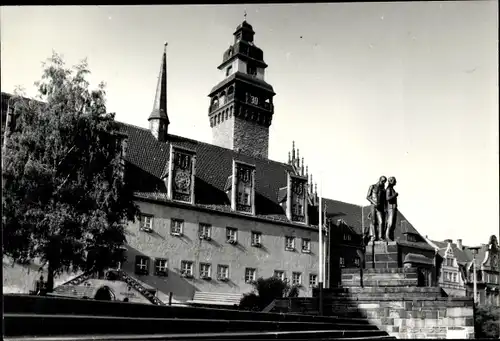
[149,43,170,124]
[234,20,255,35]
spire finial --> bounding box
[292,141,296,160]
[305,165,309,178]
[301,157,304,176]
[288,151,291,164]
[244,9,247,21]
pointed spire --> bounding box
[296,149,300,165]
[288,151,291,165]
[292,141,296,161]
[301,158,304,176]
[149,42,170,125]
[305,165,308,179]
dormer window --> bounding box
[287,174,308,224]
[168,146,196,204]
[232,160,255,214]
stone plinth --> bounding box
[306,284,475,339]
[365,241,400,269]
[341,268,419,287]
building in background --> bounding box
[425,235,499,306]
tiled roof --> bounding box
[120,121,432,243]
[119,122,294,224]
[431,240,474,265]
[209,72,274,96]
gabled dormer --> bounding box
[280,172,308,224]
[229,160,255,215]
[164,145,196,204]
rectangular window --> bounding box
[154,258,168,276]
[340,257,345,267]
[309,274,318,287]
[301,238,311,253]
[217,265,229,281]
[181,261,193,277]
[452,273,457,283]
[285,236,295,251]
[135,256,149,275]
[199,223,212,240]
[251,231,262,246]
[446,258,453,267]
[245,268,256,283]
[140,215,153,232]
[292,272,302,286]
[171,219,184,235]
[247,65,257,76]
[274,270,285,282]
[200,263,211,279]
[226,227,238,244]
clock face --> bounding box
[250,95,259,105]
[174,171,191,192]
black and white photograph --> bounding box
[1,2,498,340]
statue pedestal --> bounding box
[365,240,400,269]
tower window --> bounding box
[247,65,257,76]
[211,97,219,110]
[226,66,233,76]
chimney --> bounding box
[456,239,463,250]
[444,239,452,244]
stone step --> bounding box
[4,295,371,325]
[4,314,382,337]
[4,330,395,341]
[321,287,443,294]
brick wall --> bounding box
[233,117,269,159]
[278,286,475,339]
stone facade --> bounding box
[122,199,321,301]
[211,115,234,152]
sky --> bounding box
[1,3,498,246]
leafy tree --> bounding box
[2,52,139,292]
[239,276,300,311]
[475,304,500,339]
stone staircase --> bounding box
[52,269,164,306]
[3,294,395,340]
[270,269,475,339]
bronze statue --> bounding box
[366,176,387,241]
[385,176,398,241]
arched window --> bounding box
[219,91,226,106]
[227,86,234,101]
[211,97,219,111]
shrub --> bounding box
[475,304,500,339]
[239,276,300,311]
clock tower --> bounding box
[208,20,275,159]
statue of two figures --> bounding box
[366,176,398,242]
